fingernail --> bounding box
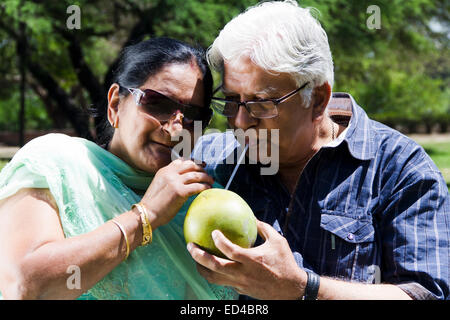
[212,230,219,240]
[187,242,193,251]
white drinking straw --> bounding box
[171,148,181,160]
[225,144,249,190]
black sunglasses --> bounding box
[123,87,212,128]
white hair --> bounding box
[207,0,334,107]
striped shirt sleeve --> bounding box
[378,148,450,300]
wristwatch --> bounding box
[302,270,320,300]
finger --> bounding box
[181,171,214,185]
[234,287,246,295]
[196,264,247,297]
[211,230,247,263]
[190,158,207,167]
[195,263,238,287]
[256,219,279,242]
[187,242,237,275]
[177,159,208,174]
[183,182,212,197]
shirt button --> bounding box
[347,233,354,240]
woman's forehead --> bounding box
[142,62,204,104]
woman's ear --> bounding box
[107,83,121,127]
[311,82,332,122]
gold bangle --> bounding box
[111,219,130,261]
[132,203,152,246]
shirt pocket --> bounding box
[320,209,375,244]
[316,209,377,281]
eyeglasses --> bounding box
[211,82,309,119]
[124,87,212,128]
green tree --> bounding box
[300,0,449,132]
[0,0,448,140]
[0,0,255,139]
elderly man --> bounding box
[187,0,449,300]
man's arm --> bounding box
[375,162,450,300]
[317,277,411,300]
[188,141,450,300]
[187,220,412,300]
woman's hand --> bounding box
[140,158,214,229]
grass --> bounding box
[420,141,450,191]
[0,160,8,172]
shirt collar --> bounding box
[326,92,376,161]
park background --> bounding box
[0,0,449,190]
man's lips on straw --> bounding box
[244,135,264,148]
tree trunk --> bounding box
[26,61,93,140]
[17,20,26,147]
[28,80,67,129]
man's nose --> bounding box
[231,104,258,130]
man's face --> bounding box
[223,56,317,169]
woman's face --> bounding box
[107,61,206,173]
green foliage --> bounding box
[0,85,53,131]
[154,0,255,48]
[296,0,449,130]
[0,0,448,134]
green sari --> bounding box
[0,133,237,300]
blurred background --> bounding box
[0,0,448,189]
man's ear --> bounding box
[311,82,332,121]
[107,83,121,126]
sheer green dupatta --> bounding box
[0,133,237,300]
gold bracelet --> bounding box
[131,203,153,246]
[111,219,130,261]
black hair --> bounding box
[92,37,213,148]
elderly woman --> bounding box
[0,37,236,300]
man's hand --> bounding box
[187,220,307,300]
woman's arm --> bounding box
[0,159,213,300]
[0,188,142,299]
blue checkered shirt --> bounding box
[192,92,450,300]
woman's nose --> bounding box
[164,110,185,137]
[172,110,184,123]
